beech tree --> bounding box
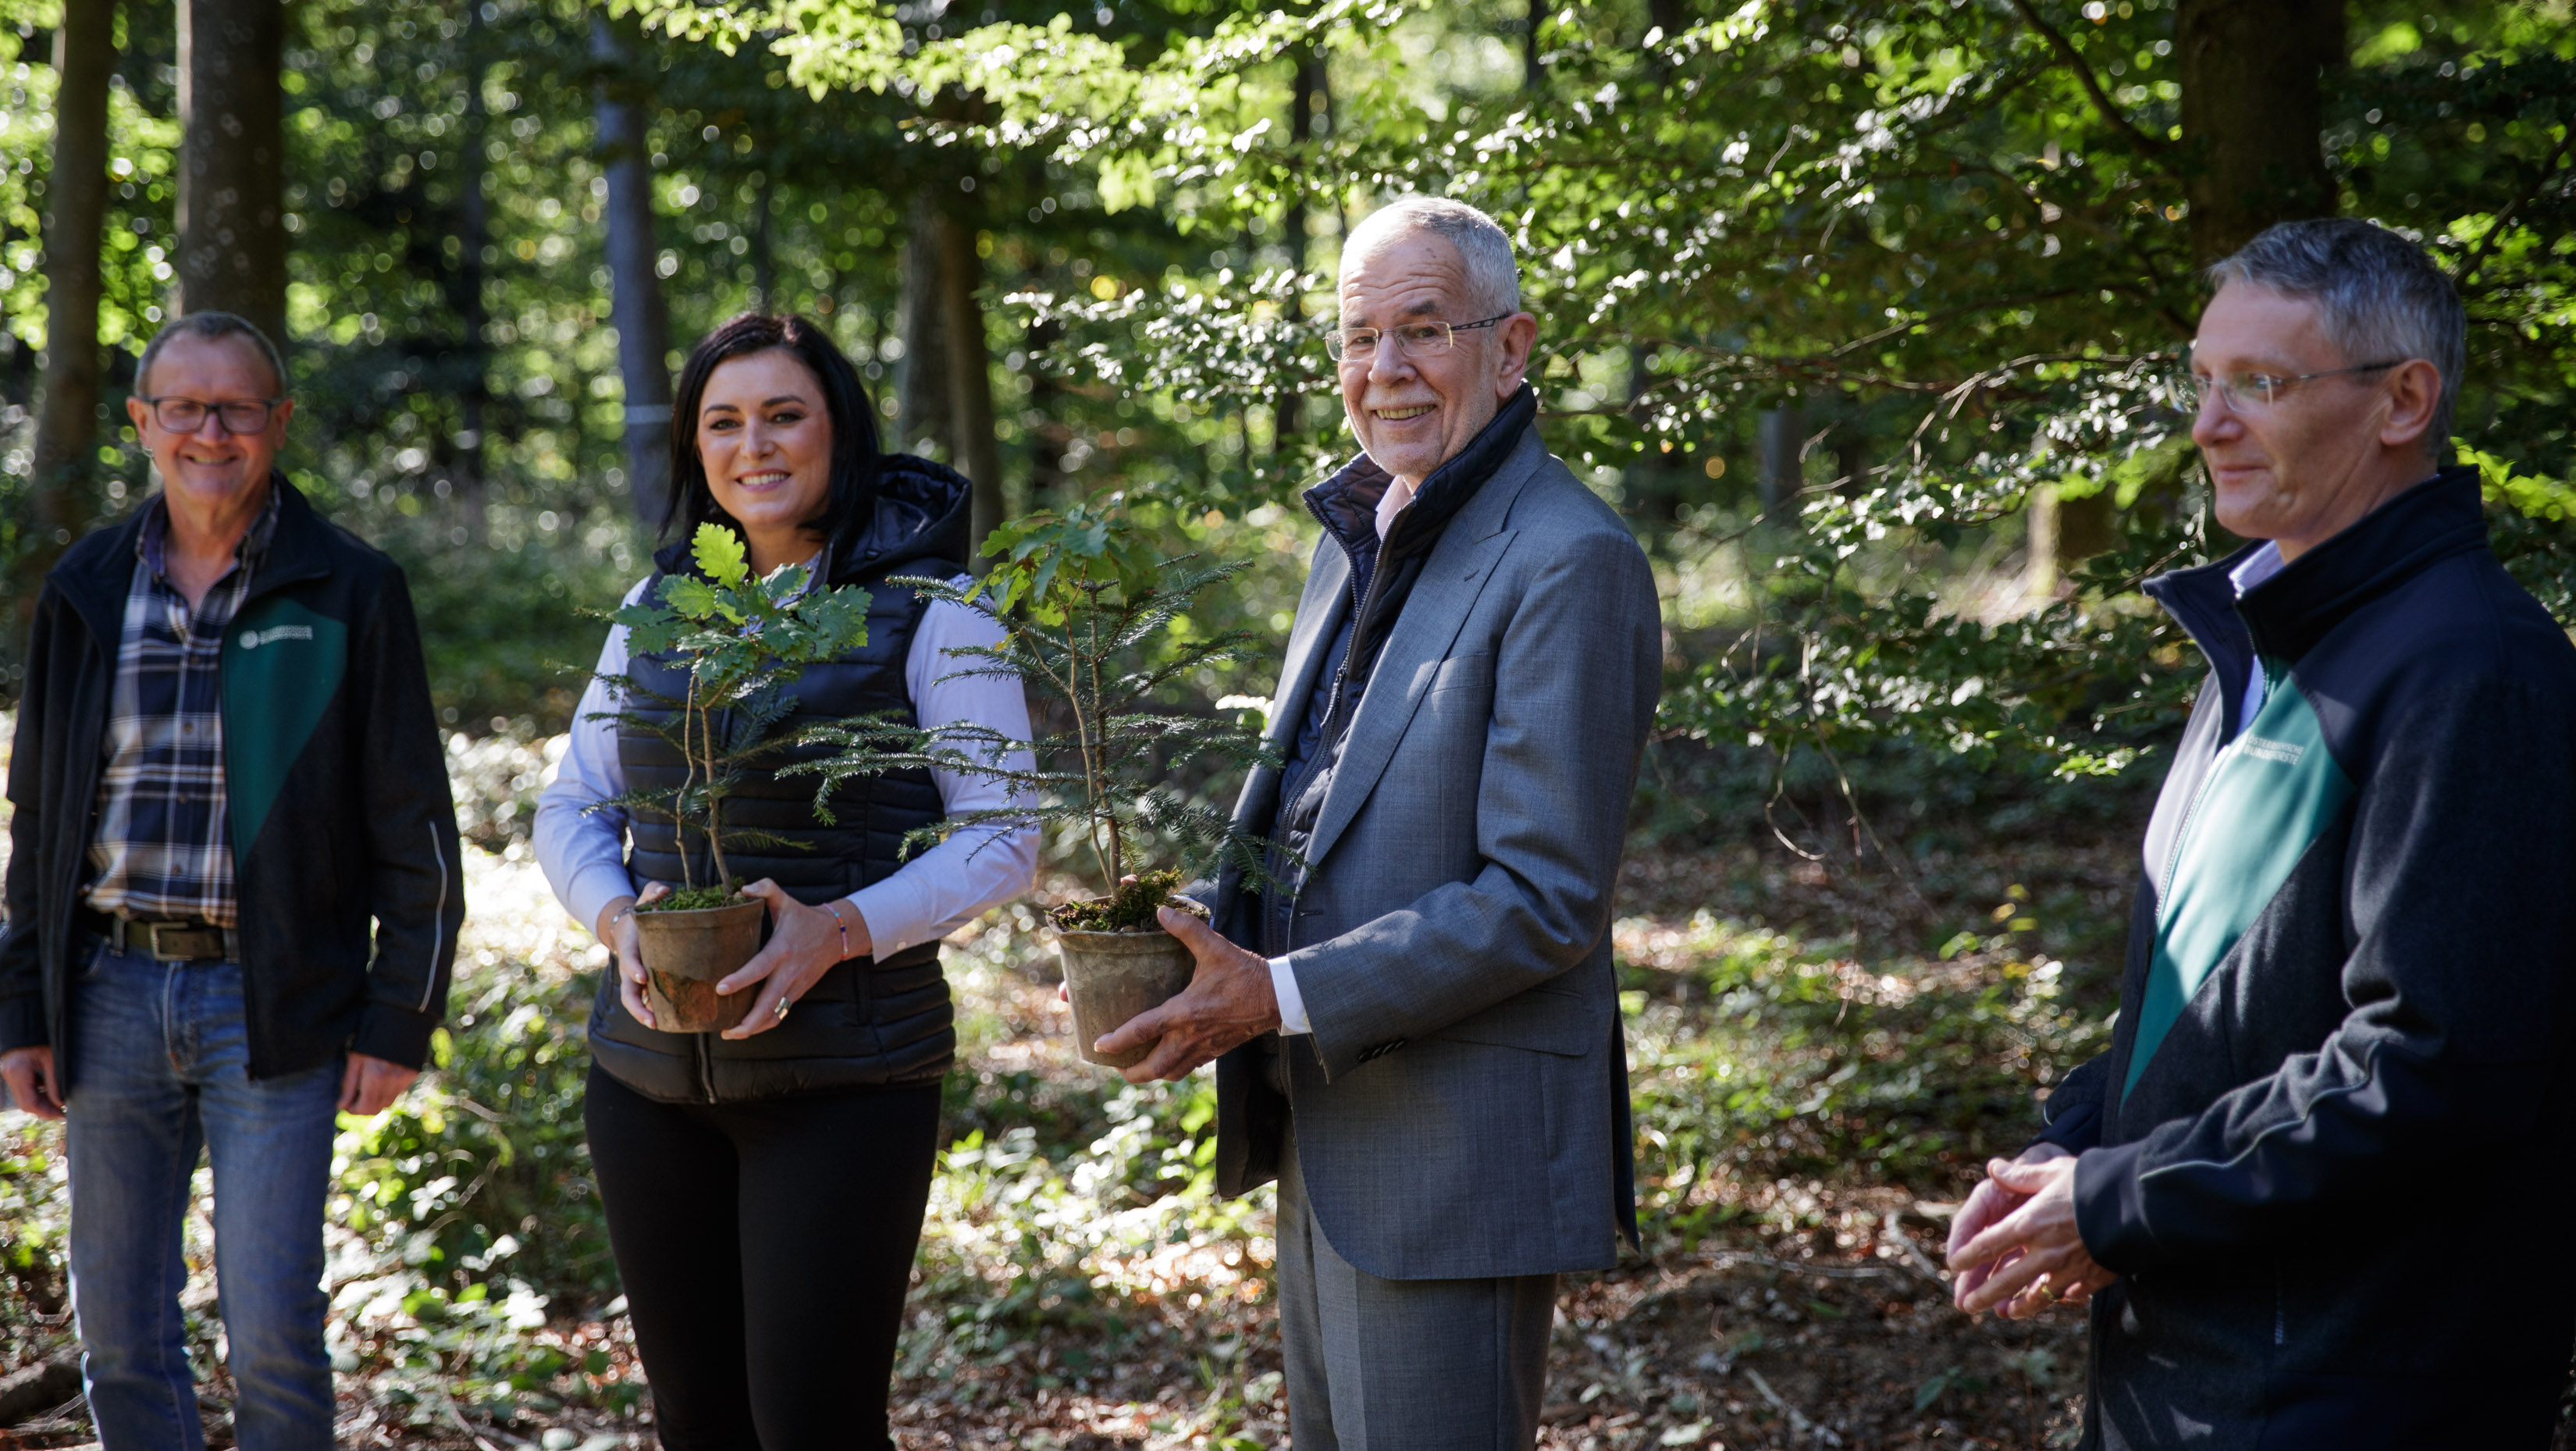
[19,0,116,623]
[593,11,678,528]
[175,0,286,345]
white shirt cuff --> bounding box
[567,862,640,941]
[1269,957,1312,1036]
[845,877,935,959]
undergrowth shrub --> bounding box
[1621,909,2107,1250]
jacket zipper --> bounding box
[693,1028,716,1102]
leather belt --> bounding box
[80,909,238,962]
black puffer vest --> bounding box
[587,455,973,1102]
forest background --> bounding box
[1,0,2572,1446]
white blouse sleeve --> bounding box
[842,585,1040,956]
[532,578,653,937]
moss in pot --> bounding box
[795,499,1292,1069]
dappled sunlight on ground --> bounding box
[0,726,2124,1448]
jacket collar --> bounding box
[49,471,330,647]
[650,452,976,586]
[2144,464,2490,687]
[1304,383,1539,562]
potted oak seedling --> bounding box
[796,498,1288,1068]
[589,523,875,1032]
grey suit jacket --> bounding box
[1212,421,1662,1281]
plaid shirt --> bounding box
[80,489,282,927]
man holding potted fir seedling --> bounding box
[1096,196,1664,1450]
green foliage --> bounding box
[329,955,628,1430]
[977,496,1168,623]
[798,499,1289,905]
[2460,438,2576,521]
[589,521,873,892]
[1622,907,2108,1246]
[911,1073,1261,1358]
[0,1118,69,1369]
[635,0,2576,822]
[386,519,626,736]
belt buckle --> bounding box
[145,922,223,962]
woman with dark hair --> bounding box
[532,314,1034,1449]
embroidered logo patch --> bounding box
[238,624,315,649]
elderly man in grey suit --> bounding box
[1096,195,1662,1448]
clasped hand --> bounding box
[599,879,866,1039]
[1944,1144,2119,1318]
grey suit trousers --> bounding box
[1276,1126,1557,1450]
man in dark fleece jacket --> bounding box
[1944,219,2576,1447]
[1,313,462,1451]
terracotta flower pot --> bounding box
[1057,924,1198,1069]
[632,898,765,1033]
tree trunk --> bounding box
[1833,428,1868,502]
[21,0,117,630]
[2176,0,2344,263]
[1025,311,1069,506]
[592,13,674,528]
[1624,348,1688,525]
[1758,403,1804,520]
[751,170,776,312]
[1648,0,1685,83]
[2024,484,2115,596]
[936,200,1003,566]
[1273,52,1318,460]
[896,189,951,461]
[1524,0,1546,91]
[453,0,492,542]
[175,0,286,348]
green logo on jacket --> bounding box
[221,596,348,862]
[2124,658,2356,1101]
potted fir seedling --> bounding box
[796,499,1289,1069]
[589,523,874,1032]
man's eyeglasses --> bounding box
[139,396,283,435]
[1325,314,1511,364]
[2173,361,2406,414]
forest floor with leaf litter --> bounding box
[2,730,2162,1450]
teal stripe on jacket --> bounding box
[2124,656,2355,1101]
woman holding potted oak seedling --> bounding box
[531,314,1032,1451]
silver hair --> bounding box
[137,311,288,397]
[1344,196,1523,316]
[2205,219,2464,457]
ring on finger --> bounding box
[2036,1279,2062,1303]
[774,995,792,1022]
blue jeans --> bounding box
[63,939,340,1451]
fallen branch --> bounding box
[1697,1249,1904,1282]
[0,1357,82,1428]
[1745,1367,1845,1446]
